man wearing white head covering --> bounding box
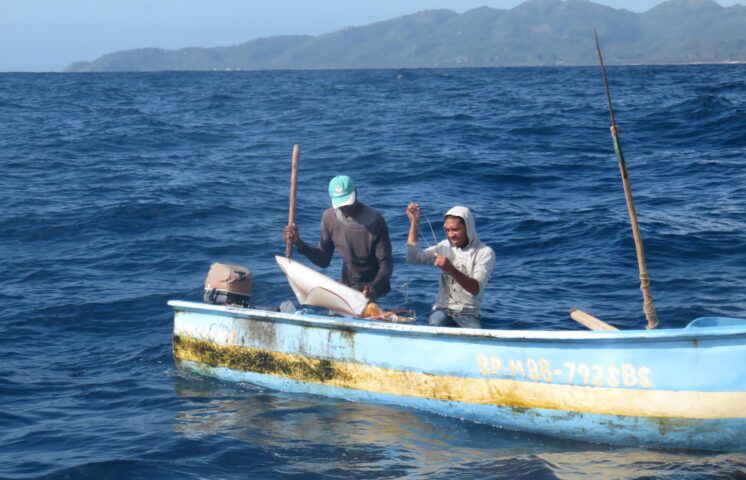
[284,175,393,299]
[405,202,495,328]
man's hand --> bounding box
[406,202,420,224]
[283,224,301,245]
[434,254,480,295]
[434,253,453,273]
[362,284,376,299]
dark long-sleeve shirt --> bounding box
[297,204,393,298]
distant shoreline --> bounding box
[62,0,746,73]
[4,61,743,74]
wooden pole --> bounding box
[569,308,618,331]
[594,32,659,329]
[286,144,300,259]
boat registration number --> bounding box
[476,355,653,388]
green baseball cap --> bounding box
[328,175,356,208]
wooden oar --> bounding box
[286,144,300,259]
[594,32,659,329]
[570,308,618,331]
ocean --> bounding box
[1,66,745,479]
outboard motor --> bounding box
[203,262,252,307]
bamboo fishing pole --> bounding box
[594,31,659,330]
[286,144,300,259]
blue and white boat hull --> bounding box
[170,300,746,451]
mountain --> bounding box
[65,0,746,72]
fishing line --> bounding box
[404,208,445,325]
[414,311,431,323]
[422,213,439,248]
[400,281,410,305]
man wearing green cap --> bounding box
[284,175,393,299]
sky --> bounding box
[2,0,745,72]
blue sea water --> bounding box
[1,66,745,479]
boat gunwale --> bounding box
[169,300,746,343]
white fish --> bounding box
[275,255,369,316]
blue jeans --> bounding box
[428,308,482,329]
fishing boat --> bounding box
[171,39,746,451]
[170,291,746,452]
[170,128,746,454]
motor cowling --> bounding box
[203,262,252,307]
